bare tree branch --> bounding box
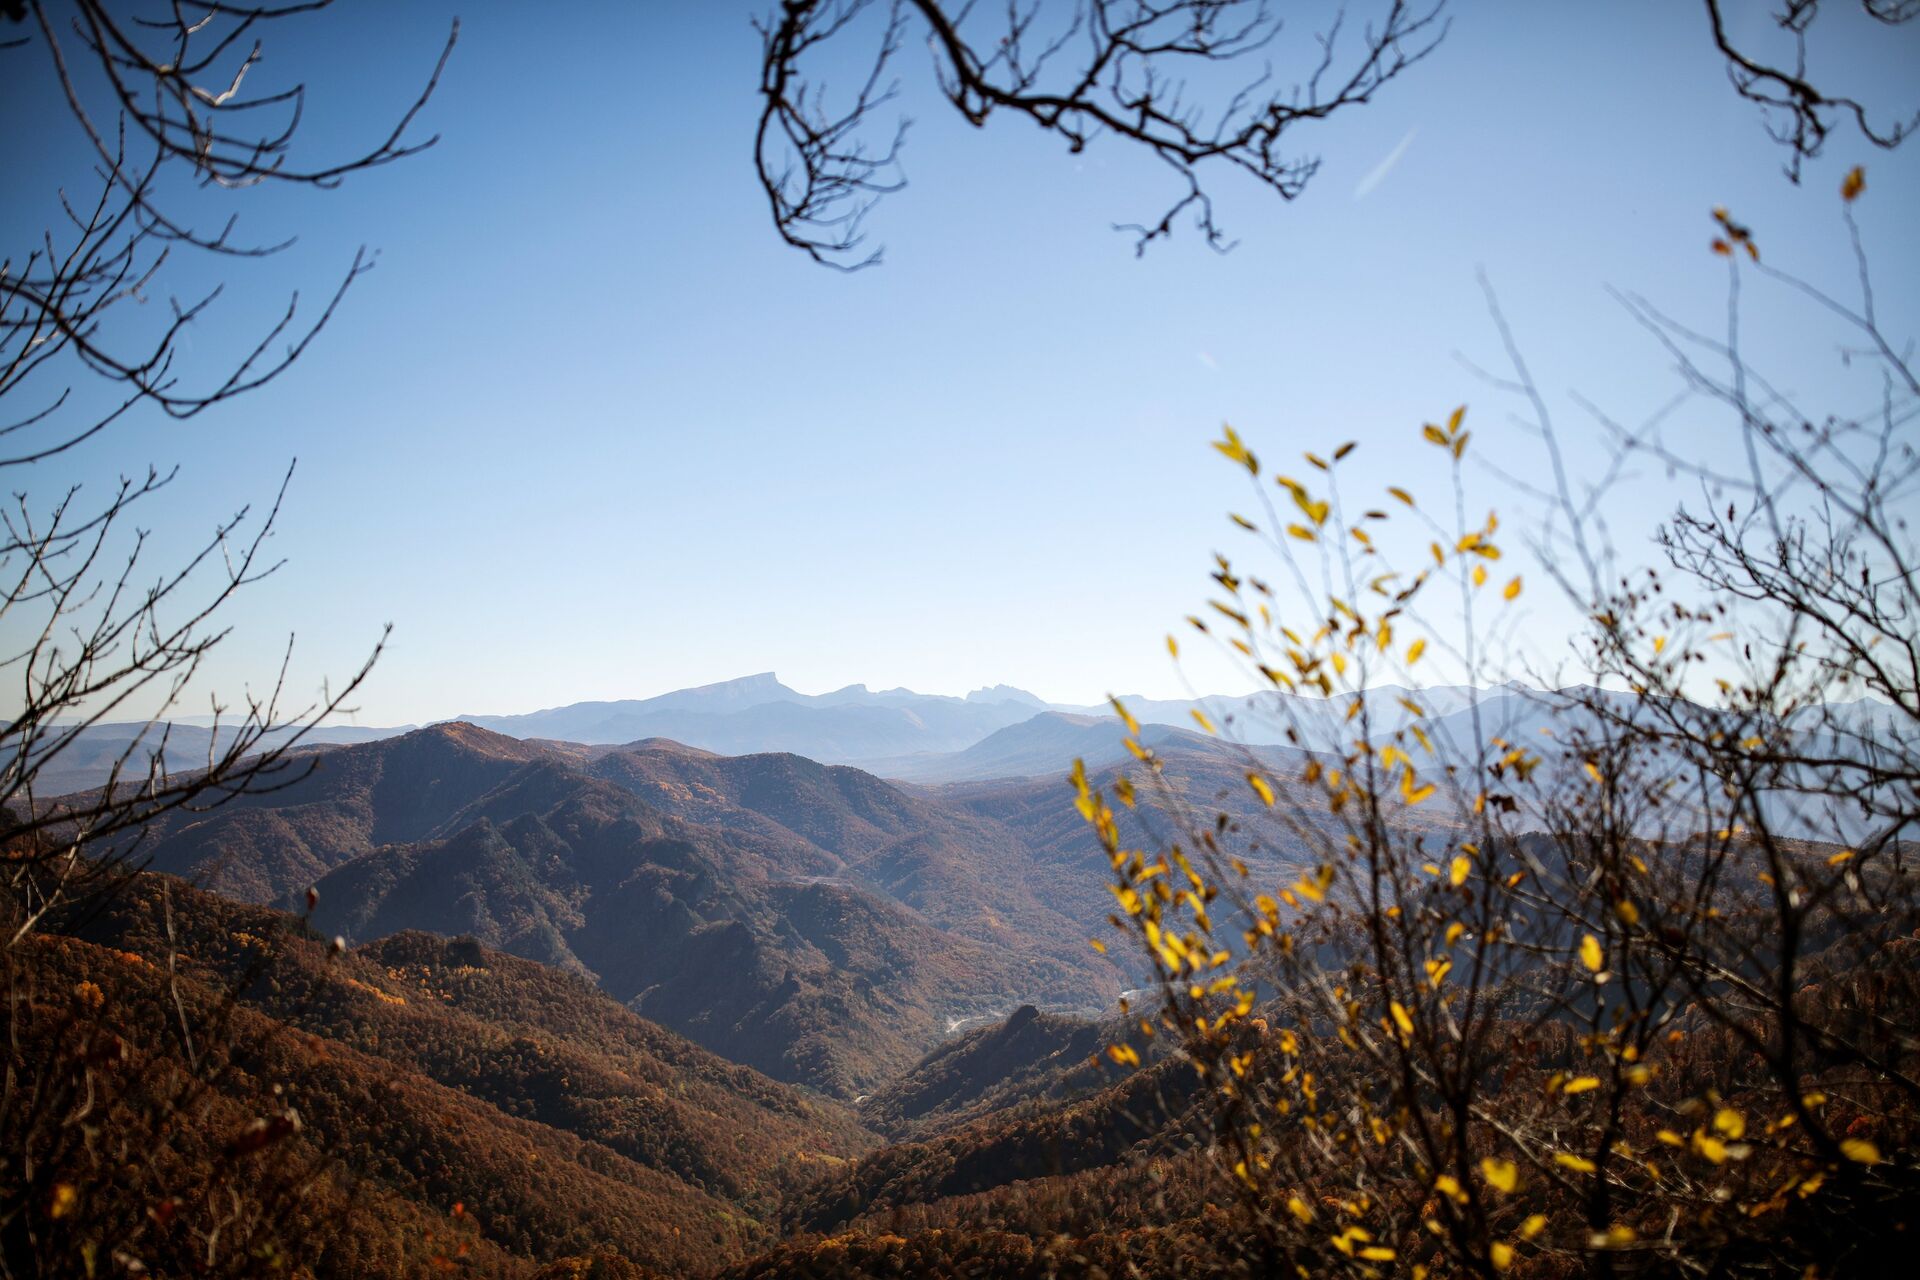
[1703,0,1919,181]
[756,0,1448,267]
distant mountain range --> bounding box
[95,713,1465,1099]
[31,672,1543,792]
[16,719,416,798]
[863,711,1225,783]
[455,673,1059,759]
[35,673,1901,809]
[114,723,1136,1096]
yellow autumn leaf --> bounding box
[1563,1076,1601,1095]
[1390,1001,1415,1037]
[1504,575,1522,601]
[1108,1043,1140,1067]
[1519,1214,1547,1240]
[1580,934,1604,973]
[1842,1138,1883,1164]
[1388,486,1415,506]
[1214,425,1257,473]
[1449,855,1470,887]
[1481,1157,1519,1192]
[1490,1241,1514,1271]
[1111,696,1141,735]
[1713,1109,1745,1139]
[1842,165,1865,202]
[1554,1152,1597,1174]
[1248,773,1276,807]
[1192,709,1217,734]
[1293,864,1334,904]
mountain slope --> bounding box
[150,729,1113,1095]
[858,1003,1121,1141]
[579,741,1112,988]
[861,712,1226,784]
[121,722,563,902]
[29,872,878,1276]
[21,720,414,799]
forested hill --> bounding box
[26,873,876,1276]
[114,724,1128,1095]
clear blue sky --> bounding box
[4,1,1915,725]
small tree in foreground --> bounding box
[2,3,452,1272]
[1080,170,1917,1276]
[1,0,453,936]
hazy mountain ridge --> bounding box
[858,711,1230,783]
[16,719,419,801]
[41,674,1896,794]
[456,674,1056,754]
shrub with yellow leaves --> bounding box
[1079,174,1918,1277]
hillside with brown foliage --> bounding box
[856,1004,1118,1141]
[6,873,878,1276]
